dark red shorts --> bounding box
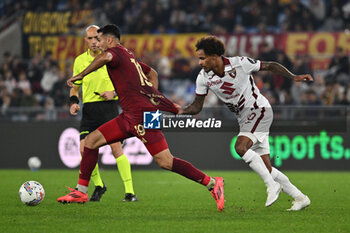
[97,112,168,155]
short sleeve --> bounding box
[195,73,208,96]
[106,48,119,67]
[139,61,151,74]
[72,57,82,86]
[239,56,261,74]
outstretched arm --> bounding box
[260,61,313,82]
[180,95,205,115]
[67,52,113,87]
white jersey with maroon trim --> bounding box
[195,56,271,123]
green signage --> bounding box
[230,131,350,167]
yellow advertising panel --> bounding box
[282,32,350,69]
[21,12,350,72]
[121,34,207,58]
[22,11,93,70]
[25,33,208,70]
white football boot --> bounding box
[287,194,311,211]
[265,182,282,207]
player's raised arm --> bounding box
[81,51,113,77]
[260,61,313,82]
[181,95,205,115]
[67,52,113,87]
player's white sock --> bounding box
[271,167,302,199]
[206,177,216,190]
[76,184,88,193]
[242,149,275,187]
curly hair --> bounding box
[195,36,225,56]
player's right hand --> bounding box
[67,74,83,87]
[174,103,183,114]
[70,103,80,115]
[294,74,313,82]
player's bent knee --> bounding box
[155,159,172,170]
[85,130,107,149]
[153,150,173,170]
[235,136,254,156]
[234,143,248,157]
[84,135,97,149]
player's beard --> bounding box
[202,66,211,72]
[98,44,107,51]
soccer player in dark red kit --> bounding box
[57,24,225,211]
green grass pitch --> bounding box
[1,169,349,233]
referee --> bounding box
[69,25,137,202]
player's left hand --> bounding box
[100,91,115,100]
[293,74,313,82]
[67,74,83,87]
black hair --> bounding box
[195,36,225,56]
[97,24,121,40]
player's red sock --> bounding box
[171,157,211,186]
[78,147,99,186]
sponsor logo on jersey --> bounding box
[206,79,223,87]
[143,110,162,129]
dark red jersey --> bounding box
[105,45,178,119]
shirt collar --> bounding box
[87,49,92,57]
[206,56,232,77]
[222,56,233,72]
[87,49,101,59]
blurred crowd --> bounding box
[140,44,350,108]
[0,0,349,121]
[1,0,350,33]
[0,51,71,120]
[0,43,349,116]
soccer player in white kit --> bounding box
[178,36,312,210]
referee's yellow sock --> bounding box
[116,154,135,194]
[90,163,104,187]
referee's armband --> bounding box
[69,96,80,105]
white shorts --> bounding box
[237,106,273,155]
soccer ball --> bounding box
[28,157,41,171]
[19,181,45,206]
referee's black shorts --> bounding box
[80,100,119,140]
